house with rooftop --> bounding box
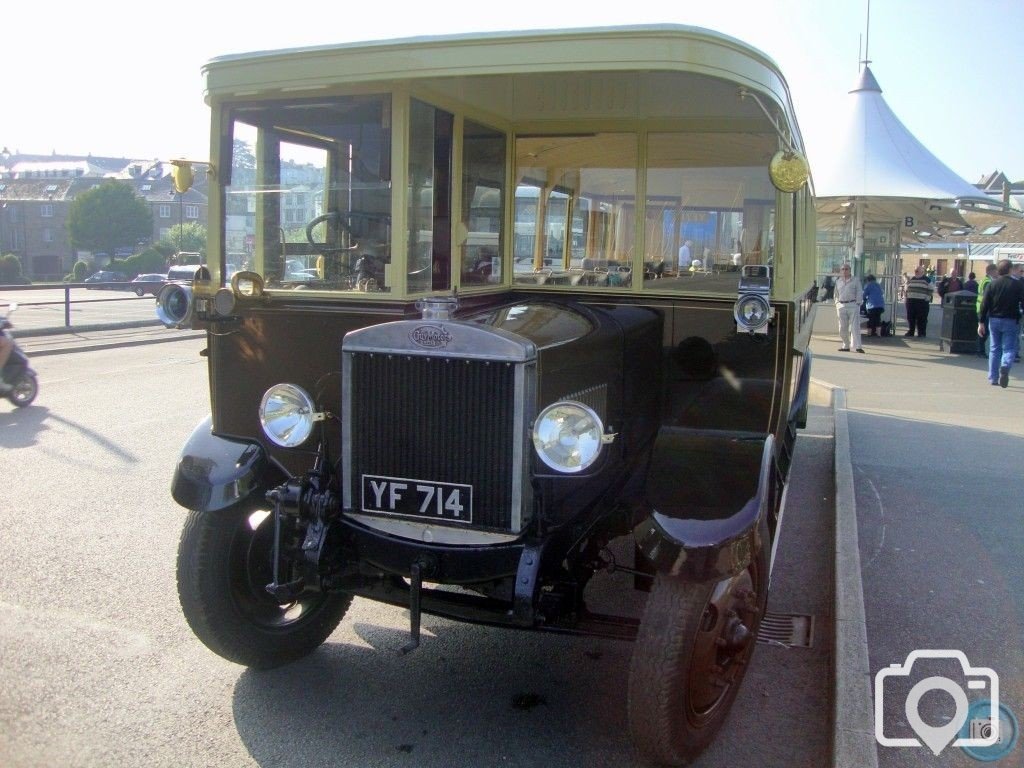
[0,149,208,280]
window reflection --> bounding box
[514,134,636,288]
[225,95,392,292]
[461,121,506,287]
[643,132,776,292]
[407,100,454,294]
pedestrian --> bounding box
[677,240,693,272]
[834,264,864,353]
[862,274,885,337]
[963,272,979,294]
[822,273,836,301]
[976,263,998,357]
[977,259,1024,388]
[948,270,963,293]
[904,266,934,337]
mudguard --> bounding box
[634,433,775,582]
[172,416,268,512]
[788,349,813,429]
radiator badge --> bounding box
[410,324,453,349]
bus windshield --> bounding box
[225,95,392,292]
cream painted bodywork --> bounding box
[202,25,815,301]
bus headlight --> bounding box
[532,401,605,473]
[259,383,322,448]
[156,284,194,328]
[734,293,771,333]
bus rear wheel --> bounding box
[627,553,766,765]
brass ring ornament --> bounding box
[230,270,265,298]
[768,149,810,193]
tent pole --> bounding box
[853,201,864,275]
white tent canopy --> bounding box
[813,66,1003,229]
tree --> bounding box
[68,260,91,282]
[67,181,152,258]
[0,253,28,284]
[233,139,256,170]
[123,247,171,276]
[160,222,207,256]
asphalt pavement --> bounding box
[8,314,841,767]
[27,302,1019,766]
[813,301,1024,768]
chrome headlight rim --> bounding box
[155,283,194,329]
[532,400,605,474]
[734,292,771,331]
[259,383,318,448]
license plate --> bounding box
[361,475,473,524]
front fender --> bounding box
[634,433,774,582]
[788,349,813,429]
[172,416,268,512]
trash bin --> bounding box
[939,290,979,353]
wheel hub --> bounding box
[687,569,759,718]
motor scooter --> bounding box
[1,303,38,408]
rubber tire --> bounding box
[177,504,351,669]
[135,287,145,296]
[627,548,767,766]
[8,373,38,408]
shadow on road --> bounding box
[43,412,139,463]
[0,404,51,448]
[232,617,634,768]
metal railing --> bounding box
[0,282,159,333]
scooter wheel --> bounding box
[8,374,38,408]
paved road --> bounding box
[0,337,832,768]
[1,287,158,333]
[811,309,1024,768]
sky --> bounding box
[4,0,1022,184]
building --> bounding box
[900,203,1024,278]
[0,149,208,281]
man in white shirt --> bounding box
[834,263,864,353]
[678,241,692,272]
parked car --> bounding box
[83,271,128,290]
[130,273,168,296]
[166,265,202,284]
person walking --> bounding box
[834,264,864,353]
[904,266,934,337]
[976,263,998,357]
[862,274,885,337]
[977,259,1024,388]
[963,272,979,294]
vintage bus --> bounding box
[161,25,816,765]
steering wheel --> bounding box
[305,211,358,256]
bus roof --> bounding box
[203,24,802,148]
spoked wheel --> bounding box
[8,374,38,408]
[177,503,351,669]
[627,548,767,766]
